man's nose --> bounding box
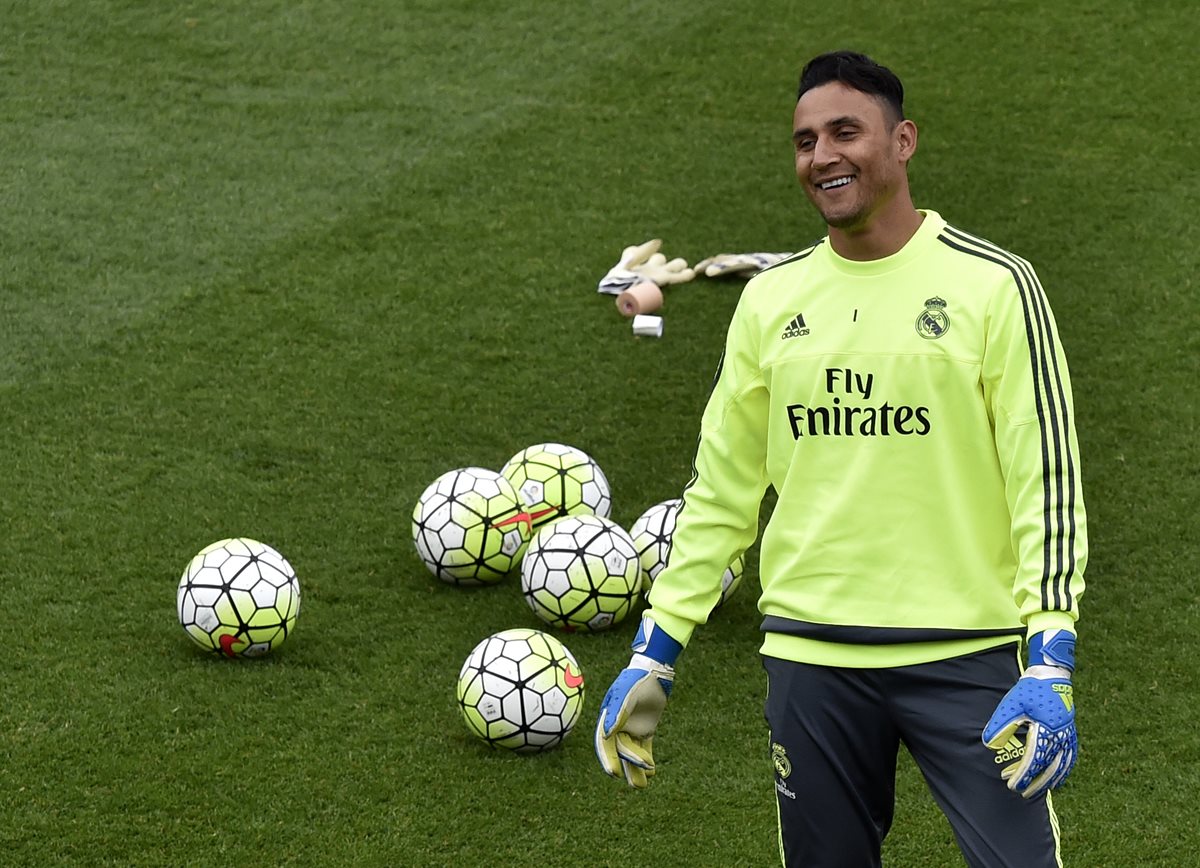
[811,135,838,169]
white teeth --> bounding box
[819,177,853,190]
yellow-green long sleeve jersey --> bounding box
[647,211,1087,668]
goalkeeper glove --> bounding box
[982,629,1078,799]
[692,251,793,279]
[594,613,682,788]
[597,239,695,295]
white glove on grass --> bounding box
[597,239,695,295]
[693,251,793,278]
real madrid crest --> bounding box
[915,296,950,339]
[771,742,792,779]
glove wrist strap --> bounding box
[1024,664,1072,680]
[597,270,641,295]
[629,652,675,674]
[1028,629,1076,672]
[630,613,683,666]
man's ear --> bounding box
[896,119,919,163]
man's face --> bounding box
[792,82,913,231]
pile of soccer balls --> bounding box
[411,442,745,754]
[171,441,746,759]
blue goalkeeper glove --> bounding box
[594,614,682,788]
[982,629,1078,799]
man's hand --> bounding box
[595,614,683,788]
[597,239,694,295]
[692,251,794,279]
[982,630,1078,799]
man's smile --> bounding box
[816,175,855,191]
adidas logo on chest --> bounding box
[782,313,809,340]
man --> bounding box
[594,50,1087,868]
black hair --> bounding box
[797,51,905,125]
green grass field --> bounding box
[2,1,1198,865]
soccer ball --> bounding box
[456,628,585,754]
[520,514,641,632]
[177,538,301,658]
[629,498,745,608]
[500,442,611,533]
[412,467,533,586]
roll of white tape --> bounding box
[632,315,664,338]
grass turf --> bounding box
[1,1,1197,865]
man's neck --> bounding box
[828,204,925,261]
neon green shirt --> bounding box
[647,211,1088,667]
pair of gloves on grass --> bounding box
[596,239,793,296]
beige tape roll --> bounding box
[616,281,664,317]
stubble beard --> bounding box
[811,176,897,233]
[823,205,868,230]
[813,192,870,231]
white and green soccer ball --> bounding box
[412,467,533,586]
[177,538,301,658]
[629,498,744,609]
[520,514,641,633]
[456,628,586,754]
[500,442,612,534]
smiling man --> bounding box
[791,63,923,258]
[595,51,1088,867]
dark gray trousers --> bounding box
[763,645,1062,868]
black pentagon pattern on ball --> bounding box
[520,515,641,633]
[500,443,613,531]
[628,497,682,584]
[413,485,503,585]
[456,629,583,754]
[628,498,745,610]
[411,468,529,587]
[177,538,301,658]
